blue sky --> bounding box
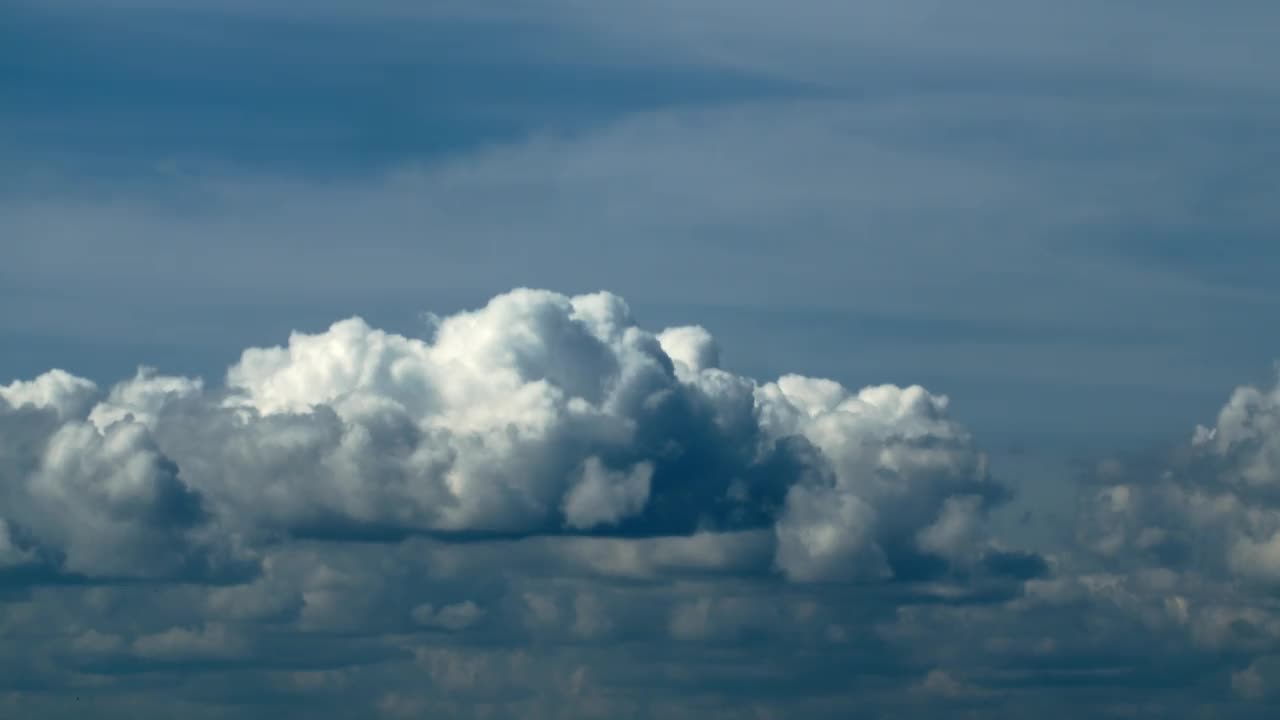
[6,1,1280,450]
[4,2,1280,718]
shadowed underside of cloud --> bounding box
[3,287,1280,718]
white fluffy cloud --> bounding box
[1194,379,1280,492]
[1,372,238,581]
[0,287,1098,718]
[1034,370,1280,699]
[1,347,1280,717]
[1076,371,1280,586]
[759,377,995,580]
[0,369,97,420]
[1,288,1003,586]
[88,367,203,432]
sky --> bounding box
[3,1,1280,717]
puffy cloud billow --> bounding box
[2,289,1009,583]
[4,288,1280,718]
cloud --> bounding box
[0,381,243,582]
[2,289,1004,586]
[203,289,769,537]
[0,369,98,420]
[88,367,203,432]
[11,288,1280,717]
[553,0,1280,94]
[759,376,1004,581]
[1074,369,1280,587]
[412,600,486,632]
[0,287,1041,713]
[34,0,1279,95]
[918,668,991,699]
[0,519,37,569]
[963,370,1280,712]
[1233,655,1280,701]
[132,623,248,662]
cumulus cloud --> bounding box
[0,288,1047,715]
[1,288,1006,589]
[38,286,1280,718]
[0,378,242,582]
[88,367,203,432]
[206,290,715,535]
[760,377,1000,581]
[1075,370,1280,587]
[24,421,208,577]
[0,369,98,421]
[41,287,1280,717]
[966,370,1280,714]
